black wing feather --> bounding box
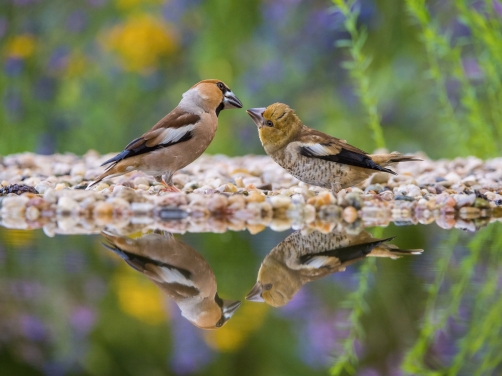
[299,237,395,265]
[100,131,193,167]
[101,242,192,278]
[300,146,397,175]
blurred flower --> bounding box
[4,57,24,76]
[114,266,167,324]
[67,10,88,33]
[0,229,35,248]
[3,34,36,59]
[88,0,107,7]
[462,58,483,79]
[33,77,56,101]
[0,17,7,39]
[101,14,178,73]
[115,0,164,11]
[70,306,96,335]
[47,46,70,73]
[204,302,268,352]
[20,315,48,341]
[170,304,214,375]
[494,1,502,16]
[65,52,88,78]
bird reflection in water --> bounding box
[246,230,423,307]
[101,230,241,329]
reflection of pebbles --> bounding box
[101,230,241,329]
[246,230,423,307]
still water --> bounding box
[0,221,500,375]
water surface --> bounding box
[0,221,500,375]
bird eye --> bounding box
[266,120,274,127]
[264,283,273,290]
[216,82,225,90]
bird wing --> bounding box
[297,129,396,175]
[101,108,201,167]
[299,237,395,267]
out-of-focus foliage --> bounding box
[1,0,501,159]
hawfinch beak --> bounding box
[223,91,243,109]
[245,282,265,302]
[246,108,266,128]
[222,299,242,319]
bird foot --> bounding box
[159,184,181,193]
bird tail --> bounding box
[369,152,422,168]
[369,244,423,259]
[86,163,120,190]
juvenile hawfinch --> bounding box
[247,103,421,193]
[101,230,241,329]
[246,229,422,307]
[88,79,243,191]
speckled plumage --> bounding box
[246,230,422,307]
[247,103,420,193]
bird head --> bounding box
[246,103,302,154]
[189,296,242,330]
[245,257,303,307]
[185,79,242,115]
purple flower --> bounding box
[47,46,70,72]
[0,17,7,38]
[70,307,96,335]
[494,1,502,16]
[87,0,106,7]
[67,10,88,33]
[4,57,24,76]
[462,58,483,79]
[21,315,48,341]
[169,301,214,374]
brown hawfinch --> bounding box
[246,229,422,307]
[88,79,242,191]
[247,103,420,193]
[102,230,241,329]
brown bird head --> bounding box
[246,103,302,154]
[189,79,242,114]
[246,257,303,307]
[190,297,242,330]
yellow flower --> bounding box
[3,34,36,59]
[101,14,178,73]
[204,302,269,352]
[65,52,88,78]
[114,265,168,325]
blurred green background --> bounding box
[1,0,501,159]
[1,0,502,375]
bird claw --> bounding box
[158,184,181,193]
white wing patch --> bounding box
[303,144,332,156]
[304,256,332,268]
[159,124,196,146]
[157,266,195,287]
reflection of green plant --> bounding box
[332,0,386,150]
[330,257,376,375]
[402,224,501,375]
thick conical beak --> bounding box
[223,91,243,109]
[245,282,265,302]
[246,108,266,128]
[222,299,242,319]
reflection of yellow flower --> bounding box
[204,302,269,352]
[115,0,164,10]
[114,265,167,325]
[3,34,36,59]
[101,14,178,73]
[65,52,88,78]
[0,228,35,248]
